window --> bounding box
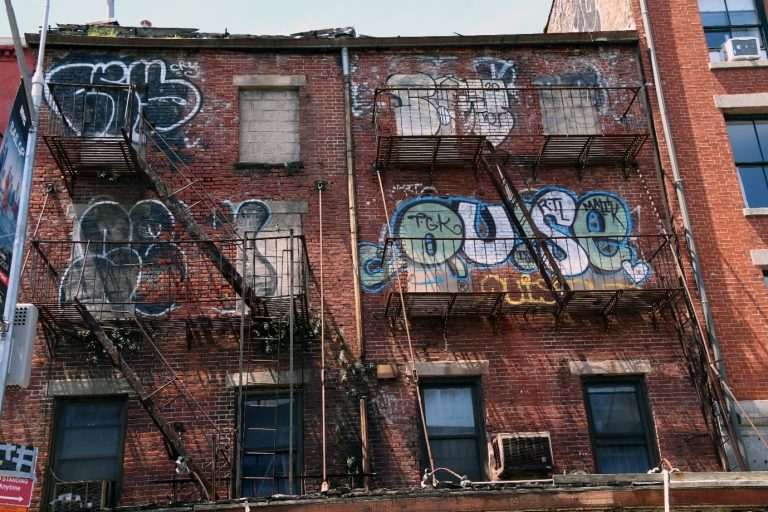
[48,398,127,505]
[726,119,768,208]
[420,381,485,482]
[699,0,767,61]
[763,269,768,288]
[240,392,301,497]
[239,89,300,164]
[583,378,658,473]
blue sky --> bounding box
[2,1,553,38]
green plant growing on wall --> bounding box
[56,328,144,364]
[284,161,303,176]
[254,315,319,354]
[87,26,119,37]
[96,169,123,183]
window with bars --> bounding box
[239,392,301,497]
[420,381,485,482]
[726,119,768,208]
[699,0,768,61]
[583,378,658,474]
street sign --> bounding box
[0,476,33,507]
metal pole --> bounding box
[317,181,329,493]
[288,230,294,493]
[0,0,50,419]
[4,0,33,116]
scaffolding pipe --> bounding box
[317,181,329,493]
[288,229,295,493]
[341,47,365,358]
[0,0,50,420]
[639,0,746,470]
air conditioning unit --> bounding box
[6,304,38,388]
[51,480,111,511]
[721,37,761,61]
[490,432,554,480]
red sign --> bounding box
[0,476,33,508]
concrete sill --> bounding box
[744,207,768,217]
[710,59,768,70]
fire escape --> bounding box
[372,82,740,467]
[28,83,310,500]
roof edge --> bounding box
[24,30,639,51]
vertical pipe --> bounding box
[638,0,746,470]
[3,0,33,115]
[0,0,50,419]
[235,237,247,497]
[360,398,370,491]
[288,230,295,493]
[341,47,364,358]
[106,0,115,20]
[317,183,329,492]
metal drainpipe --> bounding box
[638,0,744,468]
[341,47,365,359]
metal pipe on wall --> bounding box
[638,0,746,470]
[341,47,365,359]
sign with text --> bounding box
[0,85,30,316]
[0,476,33,508]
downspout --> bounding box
[638,0,744,469]
[341,47,364,358]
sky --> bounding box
[0,1,553,39]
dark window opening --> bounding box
[239,392,301,498]
[48,398,127,507]
[763,269,768,288]
[726,119,768,208]
[420,381,485,482]
[583,378,658,474]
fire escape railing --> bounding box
[380,233,681,319]
[373,85,647,178]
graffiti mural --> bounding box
[384,57,517,146]
[60,199,186,316]
[358,187,651,295]
[45,55,202,142]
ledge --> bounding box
[569,359,651,375]
[710,59,768,70]
[744,207,768,217]
[225,370,310,387]
[407,360,489,377]
[234,74,307,88]
[751,249,768,269]
[715,93,768,114]
[48,377,131,396]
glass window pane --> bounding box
[728,122,762,162]
[756,121,768,156]
[431,438,482,481]
[699,0,726,10]
[595,445,651,473]
[705,29,731,49]
[737,166,768,207]
[731,27,762,40]
[702,11,731,26]
[587,386,644,435]
[763,270,768,289]
[729,10,759,25]
[424,387,476,436]
[728,0,757,11]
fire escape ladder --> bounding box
[72,298,214,499]
[667,242,748,471]
[478,142,570,308]
[126,114,267,317]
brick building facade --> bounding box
[549,0,768,473]
[0,19,765,511]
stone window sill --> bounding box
[744,207,768,217]
[710,59,768,70]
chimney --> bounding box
[107,0,115,20]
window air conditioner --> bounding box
[721,37,761,61]
[50,480,111,511]
[490,432,554,480]
[7,304,38,388]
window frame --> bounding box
[725,116,768,208]
[45,396,128,507]
[236,389,303,498]
[418,378,487,482]
[582,377,658,474]
[699,0,768,58]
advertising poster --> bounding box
[0,85,30,315]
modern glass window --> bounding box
[49,398,127,504]
[699,0,767,60]
[726,119,768,208]
[420,381,485,482]
[240,392,301,497]
[583,379,658,473]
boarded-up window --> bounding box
[239,89,300,164]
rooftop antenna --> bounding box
[107,0,115,21]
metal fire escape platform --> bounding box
[373,85,648,180]
[41,83,143,192]
[380,235,682,322]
